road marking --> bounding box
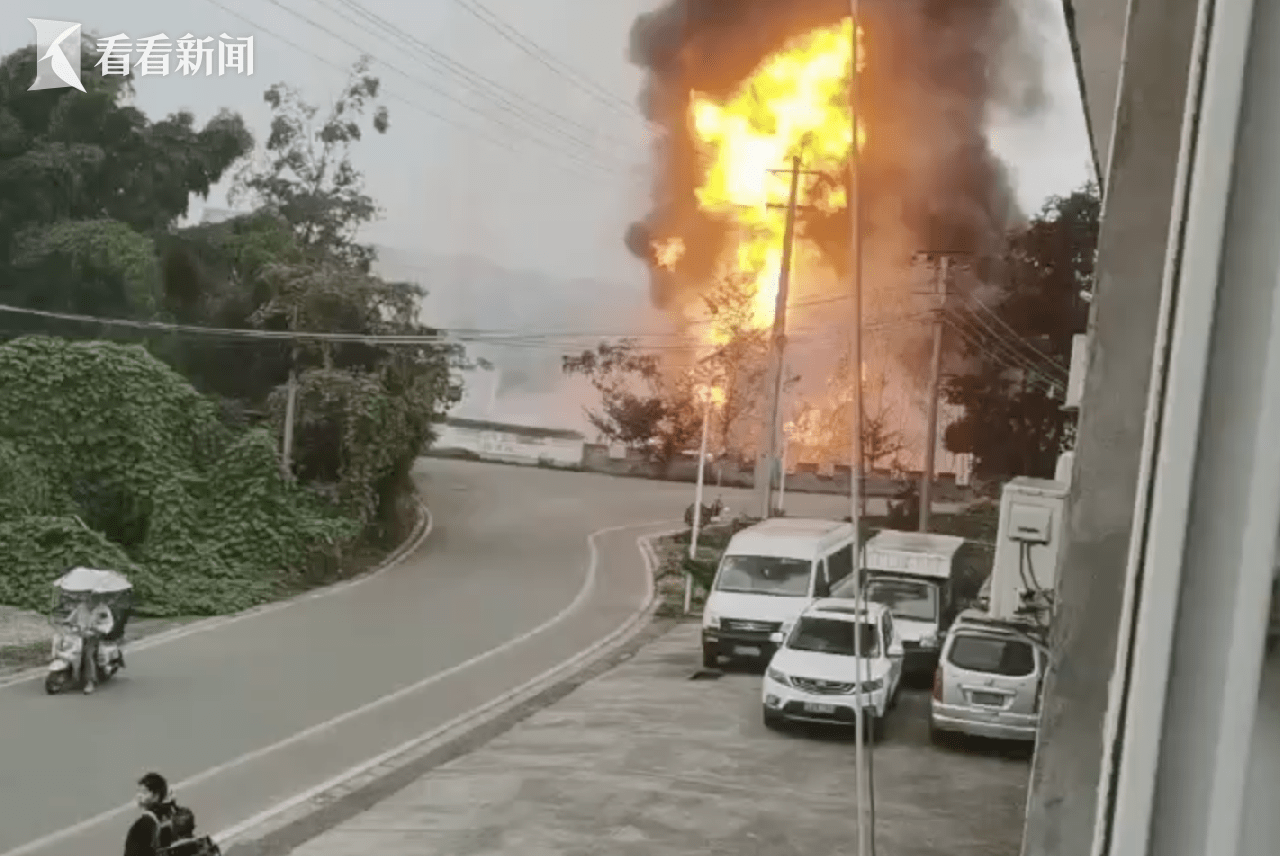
[0,518,673,856]
[0,502,433,690]
[213,526,681,847]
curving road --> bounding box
[0,459,858,856]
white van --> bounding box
[701,518,856,668]
[833,529,965,677]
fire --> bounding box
[653,236,685,270]
[690,19,867,331]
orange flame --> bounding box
[689,19,867,333]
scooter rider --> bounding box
[69,599,113,694]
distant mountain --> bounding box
[371,248,661,433]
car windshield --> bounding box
[714,555,812,596]
[787,617,880,657]
[865,578,939,622]
[948,634,1036,677]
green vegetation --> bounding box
[0,338,357,616]
[0,48,464,615]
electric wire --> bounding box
[240,0,624,175]
[448,0,643,121]
[199,0,615,180]
[963,290,1068,373]
[263,0,620,170]
[317,0,632,157]
[0,303,929,354]
[949,301,1067,382]
[943,313,1060,391]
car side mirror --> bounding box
[769,631,783,644]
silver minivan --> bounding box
[929,611,1047,744]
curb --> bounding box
[0,495,432,688]
[219,528,684,856]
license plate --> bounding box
[971,691,1003,706]
[804,702,835,714]
[733,645,761,657]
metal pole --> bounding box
[686,395,712,614]
[919,256,948,532]
[847,9,870,856]
[756,156,803,518]
[281,306,300,481]
[778,429,788,513]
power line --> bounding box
[0,302,924,353]
[239,0,623,175]
[312,0,630,162]
[449,0,642,120]
[943,313,1062,388]
[963,290,1068,372]
[948,303,1068,382]
[200,0,615,180]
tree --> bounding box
[562,340,701,465]
[217,60,465,532]
[230,56,388,272]
[0,40,252,327]
[942,184,1099,481]
[699,274,769,460]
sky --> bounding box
[5,0,1093,439]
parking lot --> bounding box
[284,622,1031,856]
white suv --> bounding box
[761,599,904,739]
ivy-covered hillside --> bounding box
[0,49,467,617]
[0,337,359,616]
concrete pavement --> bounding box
[272,623,1031,856]
[0,460,869,856]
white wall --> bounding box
[436,423,584,468]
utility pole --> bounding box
[280,305,300,482]
[916,251,963,532]
[755,156,804,519]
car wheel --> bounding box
[702,644,719,669]
[928,721,947,746]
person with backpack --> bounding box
[124,772,175,856]
[124,772,221,856]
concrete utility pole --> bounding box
[1018,0,1206,851]
[917,251,963,532]
[755,156,804,519]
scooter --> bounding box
[46,629,124,694]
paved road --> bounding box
[0,460,861,856]
[282,624,1030,856]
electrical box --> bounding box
[987,477,1069,622]
[1008,502,1053,543]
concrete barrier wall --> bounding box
[576,444,971,501]
[436,423,584,467]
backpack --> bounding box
[149,803,221,855]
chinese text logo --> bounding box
[29,18,85,92]
[28,23,255,90]
[95,34,254,77]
